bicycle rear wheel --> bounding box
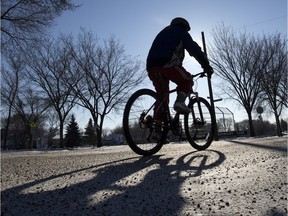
[123,89,166,156]
[184,97,214,150]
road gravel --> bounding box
[1,136,287,216]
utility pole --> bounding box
[201,31,219,141]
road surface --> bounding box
[1,136,287,215]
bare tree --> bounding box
[210,25,266,137]
[1,54,23,149]
[257,33,287,136]
[66,31,145,147]
[45,109,61,148]
[1,0,78,52]
[12,85,51,148]
[26,38,79,148]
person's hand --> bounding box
[204,65,214,77]
[185,72,194,86]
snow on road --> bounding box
[1,136,287,215]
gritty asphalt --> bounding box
[1,136,287,216]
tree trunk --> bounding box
[2,106,13,150]
[247,112,255,137]
[96,128,102,148]
[2,123,9,150]
[29,133,33,149]
[59,122,64,148]
[28,127,33,149]
[95,115,106,148]
[274,113,283,137]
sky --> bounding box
[50,0,287,130]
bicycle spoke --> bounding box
[185,98,214,150]
[123,89,165,156]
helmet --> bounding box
[171,17,190,31]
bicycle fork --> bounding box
[190,93,205,125]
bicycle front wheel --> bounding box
[184,97,214,150]
[123,89,165,156]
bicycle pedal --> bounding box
[174,108,191,114]
[193,119,206,126]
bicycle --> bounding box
[123,71,215,156]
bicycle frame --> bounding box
[152,71,207,130]
[189,72,207,125]
[123,71,214,155]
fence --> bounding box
[215,107,235,132]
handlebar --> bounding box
[168,71,212,94]
[192,71,207,78]
[192,70,213,79]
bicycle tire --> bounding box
[184,97,214,150]
[123,89,166,156]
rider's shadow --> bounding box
[90,150,226,215]
[1,150,225,216]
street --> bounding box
[1,136,287,216]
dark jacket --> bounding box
[146,24,209,70]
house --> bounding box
[103,133,125,146]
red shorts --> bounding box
[147,66,193,121]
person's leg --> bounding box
[147,69,169,122]
[147,68,171,141]
[162,66,193,94]
[155,66,193,113]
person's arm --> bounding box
[183,33,213,75]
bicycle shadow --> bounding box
[1,150,225,216]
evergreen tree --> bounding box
[84,118,97,145]
[65,114,82,148]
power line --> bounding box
[183,15,287,66]
[235,15,287,30]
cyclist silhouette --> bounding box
[146,17,213,140]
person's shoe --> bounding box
[163,137,170,144]
[174,92,191,114]
[149,120,170,143]
[150,130,170,144]
[174,102,191,114]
